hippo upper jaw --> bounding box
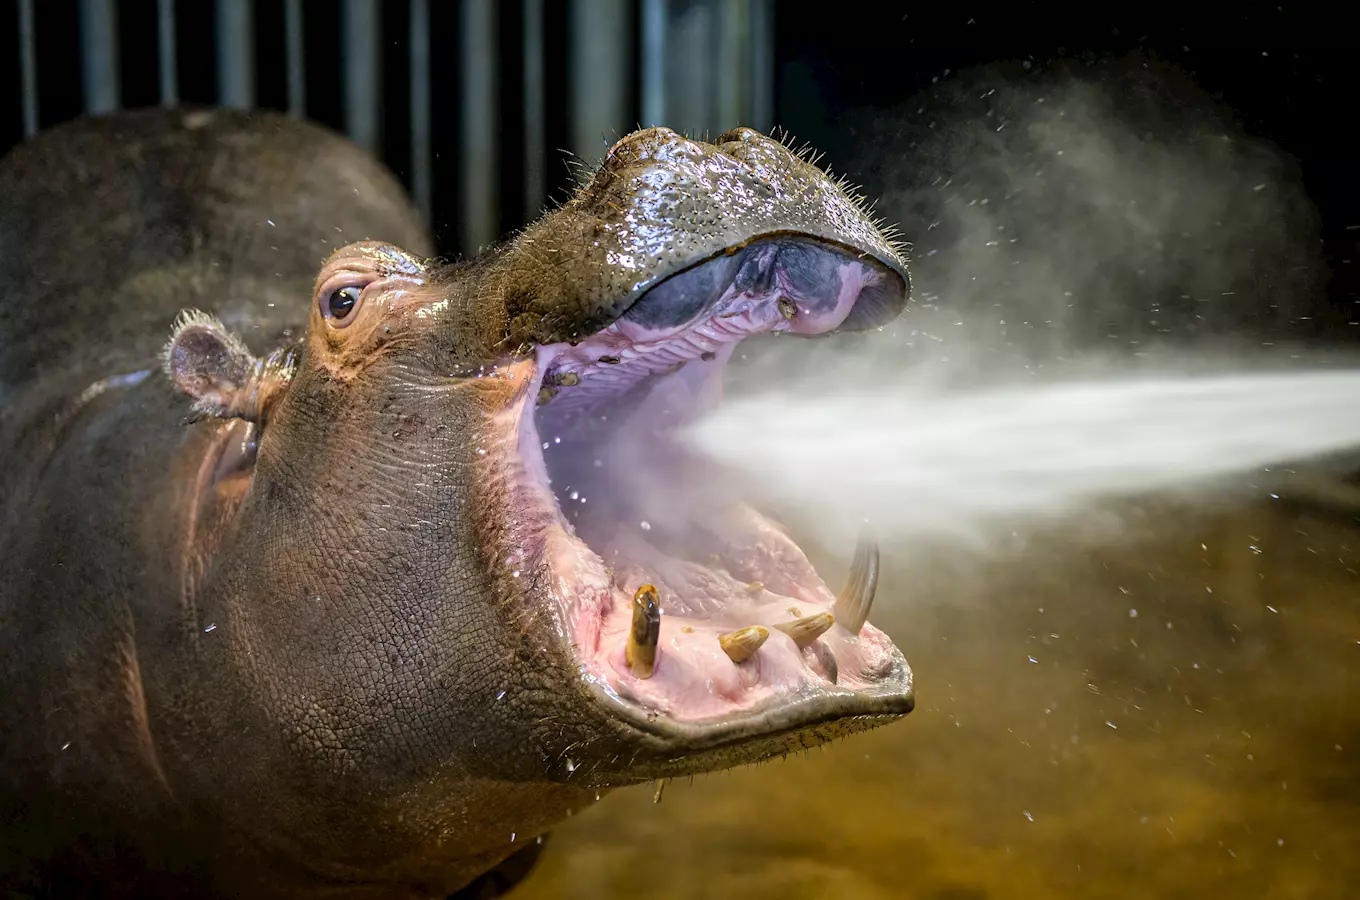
[493,228,915,781]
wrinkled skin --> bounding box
[0,108,913,899]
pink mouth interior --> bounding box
[504,240,902,723]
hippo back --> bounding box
[0,107,433,391]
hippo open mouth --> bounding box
[503,233,914,740]
[4,109,924,896]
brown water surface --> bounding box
[514,497,1360,899]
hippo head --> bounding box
[164,127,913,888]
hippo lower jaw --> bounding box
[497,233,915,766]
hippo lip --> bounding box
[500,231,914,747]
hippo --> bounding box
[0,108,913,899]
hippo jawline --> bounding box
[502,232,915,753]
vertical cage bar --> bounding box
[749,0,774,133]
[639,0,666,128]
[80,0,121,115]
[18,0,38,136]
[668,0,711,139]
[459,0,497,252]
[216,0,255,109]
[341,0,379,153]
[157,0,178,106]
[409,0,431,223]
[715,0,744,129]
[522,0,545,220]
[285,0,305,117]
[569,0,629,163]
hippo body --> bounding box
[0,109,913,898]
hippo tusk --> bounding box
[718,625,769,664]
[626,584,661,678]
[833,534,879,636]
[773,612,835,649]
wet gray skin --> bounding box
[0,108,913,899]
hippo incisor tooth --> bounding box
[833,534,880,636]
[626,584,661,679]
[773,612,835,649]
[718,625,769,664]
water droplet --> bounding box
[510,832,516,842]
[1027,656,1038,664]
[1106,720,1118,730]
[204,624,217,633]
[1129,609,1138,618]
[496,690,507,700]
[1023,810,1034,822]
[565,759,577,773]
[640,521,652,531]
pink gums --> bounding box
[494,256,900,723]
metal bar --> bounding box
[285,0,305,117]
[569,0,630,164]
[639,0,666,128]
[749,0,774,133]
[409,0,431,223]
[80,0,120,115]
[522,0,545,220]
[668,0,711,139]
[216,0,255,109]
[157,0,178,106]
[18,0,38,136]
[715,0,744,130]
[341,0,380,154]
[460,0,497,252]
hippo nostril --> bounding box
[715,127,761,145]
[607,126,681,160]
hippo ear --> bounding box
[162,310,292,423]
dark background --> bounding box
[2,2,1355,350]
[776,6,1360,355]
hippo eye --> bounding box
[324,285,362,325]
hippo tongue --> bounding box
[518,236,897,721]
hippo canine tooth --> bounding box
[718,625,768,664]
[773,612,834,649]
[626,584,661,678]
[833,534,879,636]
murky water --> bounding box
[513,493,1360,899]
